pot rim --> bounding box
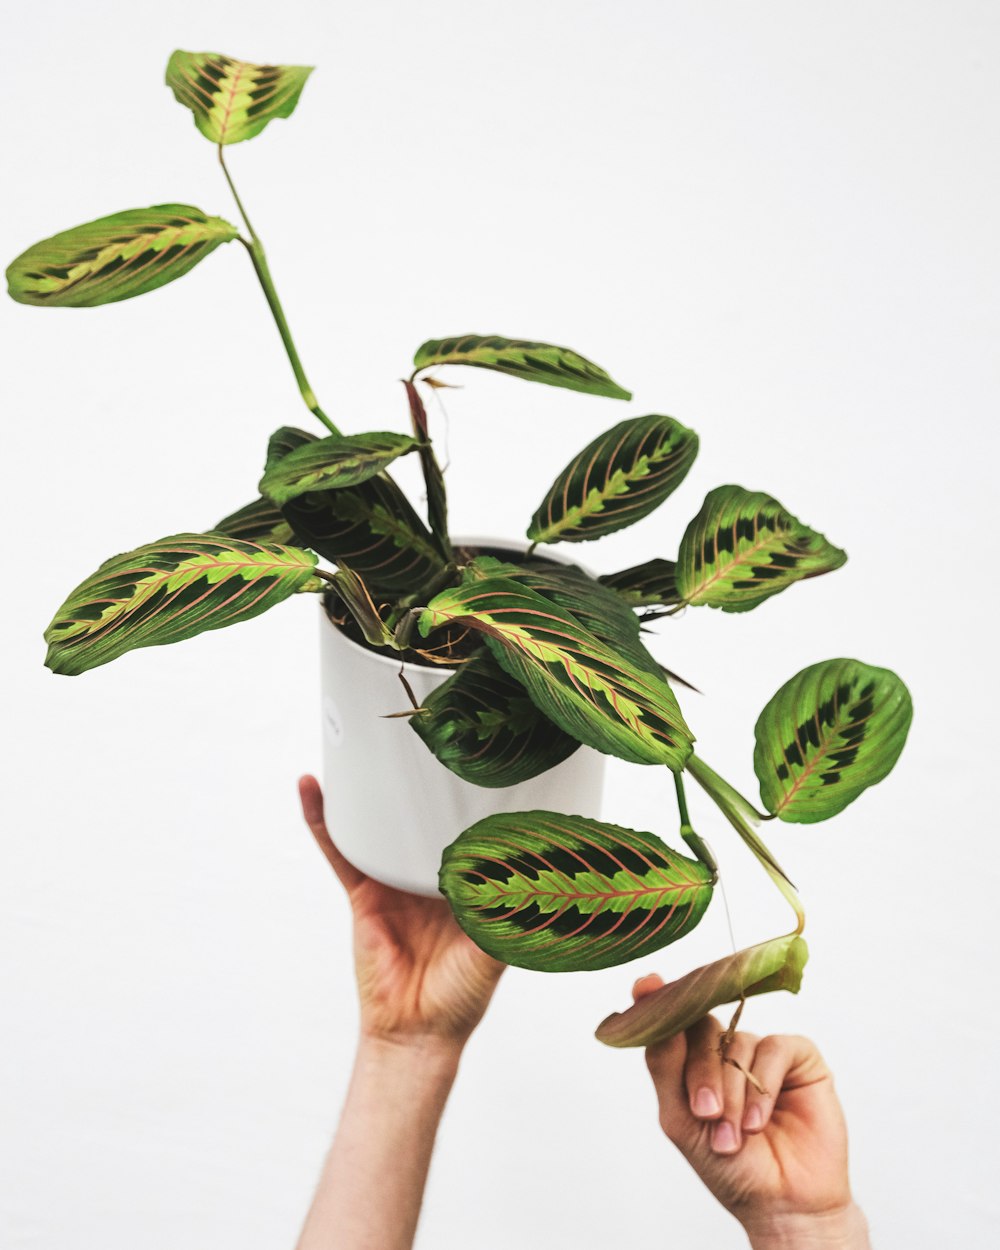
[320,533,591,675]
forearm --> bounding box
[744,1202,871,1250]
[296,1036,461,1250]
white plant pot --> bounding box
[319,537,607,896]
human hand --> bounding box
[299,775,505,1052]
[633,974,869,1248]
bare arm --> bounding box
[631,974,870,1250]
[296,776,504,1250]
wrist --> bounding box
[744,1202,870,1250]
[357,1032,463,1082]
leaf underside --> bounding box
[165,50,313,145]
[440,811,714,972]
[528,414,698,544]
[6,205,238,308]
[419,572,693,768]
[413,335,631,400]
[599,559,680,608]
[411,649,580,787]
[595,934,809,1046]
[264,426,446,595]
[259,431,421,504]
[676,486,847,611]
[754,658,912,823]
[45,534,318,676]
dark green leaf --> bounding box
[440,811,715,972]
[7,205,238,308]
[328,565,398,649]
[676,486,846,612]
[754,658,912,823]
[599,559,680,608]
[45,534,317,676]
[412,650,580,787]
[166,51,313,145]
[260,431,421,504]
[528,415,697,544]
[212,496,295,545]
[413,335,631,400]
[418,573,694,768]
[595,934,809,1046]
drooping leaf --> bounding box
[599,558,680,608]
[260,431,422,504]
[403,380,450,555]
[165,51,313,146]
[45,534,318,676]
[528,415,697,544]
[440,811,715,972]
[754,658,912,823]
[413,335,631,400]
[264,425,447,596]
[6,206,238,308]
[418,574,694,768]
[595,934,809,1047]
[212,496,295,545]
[676,486,846,612]
[328,566,399,650]
[412,650,579,787]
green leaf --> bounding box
[418,574,694,768]
[595,934,809,1047]
[45,534,318,676]
[754,658,912,824]
[6,206,238,308]
[440,811,715,972]
[599,558,680,608]
[212,496,296,545]
[265,426,447,596]
[260,432,422,504]
[412,650,580,788]
[413,335,631,400]
[165,51,313,146]
[328,566,399,650]
[676,486,847,612]
[528,415,697,544]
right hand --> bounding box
[633,974,869,1247]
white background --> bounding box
[2,2,998,1246]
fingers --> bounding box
[682,1016,759,1154]
[632,972,665,1001]
[298,775,366,893]
[644,1029,689,1140]
[742,1033,830,1135]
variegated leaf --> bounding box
[528,415,697,544]
[165,51,313,145]
[6,206,238,308]
[45,534,318,676]
[676,486,847,612]
[418,574,694,768]
[265,426,446,596]
[599,559,680,608]
[212,496,295,545]
[412,650,579,787]
[754,658,912,824]
[440,811,714,972]
[260,431,422,504]
[413,335,631,400]
[595,934,809,1046]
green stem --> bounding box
[673,771,718,875]
[673,771,692,826]
[685,754,805,934]
[219,147,339,436]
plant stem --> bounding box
[673,771,718,874]
[674,770,692,826]
[686,754,805,934]
[218,147,340,437]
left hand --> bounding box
[299,775,505,1050]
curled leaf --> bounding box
[595,934,809,1048]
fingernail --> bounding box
[712,1120,738,1153]
[692,1087,721,1117]
[743,1104,763,1131]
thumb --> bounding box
[298,775,366,893]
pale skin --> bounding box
[296,775,869,1249]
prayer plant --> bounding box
[8,51,912,1046]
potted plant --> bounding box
[7,49,912,1047]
